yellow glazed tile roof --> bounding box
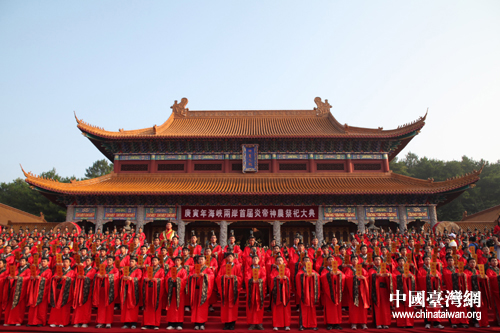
[22,169,481,197]
[0,202,46,225]
[75,98,427,139]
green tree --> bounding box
[84,159,113,179]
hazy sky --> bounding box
[1,1,499,183]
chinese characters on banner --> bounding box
[181,206,318,221]
[104,207,137,220]
[242,144,258,173]
[74,207,96,220]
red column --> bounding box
[224,155,230,173]
[187,155,193,173]
[150,159,156,173]
[272,154,278,173]
[382,153,390,172]
[309,154,315,173]
[346,154,353,173]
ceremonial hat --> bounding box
[229,230,235,238]
[130,256,138,262]
[311,231,317,240]
[249,230,255,239]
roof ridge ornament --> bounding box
[314,97,331,117]
[171,98,189,117]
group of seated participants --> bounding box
[1,222,500,331]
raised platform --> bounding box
[3,295,500,333]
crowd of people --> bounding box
[1,222,500,331]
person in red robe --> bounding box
[216,252,243,330]
[442,255,469,328]
[416,255,444,329]
[269,254,291,331]
[72,257,96,328]
[392,256,416,328]
[27,257,52,326]
[222,231,242,265]
[166,256,189,330]
[93,255,119,328]
[368,255,392,329]
[4,256,31,326]
[207,230,222,265]
[188,255,215,330]
[343,255,369,330]
[186,231,202,257]
[203,247,219,312]
[487,257,500,326]
[0,259,9,322]
[321,255,344,330]
[1,245,15,268]
[296,254,319,331]
[142,256,164,329]
[464,257,490,328]
[48,257,75,327]
[121,256,142,329]
[289,241,307,309]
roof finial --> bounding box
[314,97,331,116]
[171,98,189,117]
[74,111,81,124]
[20,164,29,178]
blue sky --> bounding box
[1,1,499,183]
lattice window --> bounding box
[279,163,307,171]
[121,164,148,172]
[232,163,243,171]
[157,163,184,171]
[258,163,270,170]
[353,163,382,171]
[194,163,223,171]
[317,163,345,171]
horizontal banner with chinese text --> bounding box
[181,206,318,221]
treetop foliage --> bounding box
[390,153,500,221]
[0,159,113,222]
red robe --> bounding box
[442,266,469,324]
[187,243,202,256]
[165,266,188,323]
[343,266,370,324]
[417,265,443,323]
[142,265,164,327]
[222,244,242,264]
[72,265,96,325]
[296,267,319,328]
[216,263,243,323]
[368,266,393,326]
[93,265,119,324]
[270,266,291,328]
[0,267,9,320]
[27,266,52,325]
[392,267,416,327]
[245,265,266,324]
[121,266,142,323]
[487,267,500,323]
[321,267,344,325]
[48,267,76,326]
[188,266,214,324]
[464,267,490,327]
[4,265,31,325]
